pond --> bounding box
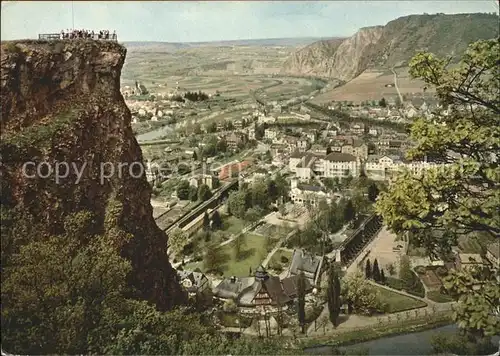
[305,325,500,355]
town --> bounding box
[123,74,499,342]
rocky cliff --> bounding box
[282,13,499,81]
[0,40,185,310]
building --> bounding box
[234,119,245,130]
[287,249,325,285]
[264,128,279,140]
[289,151,307,173]
[189,174,219,190]
[213,266,294,307]
[226,132,248,150]
[177,270,211,297]
[289,179,333,206]
[323,152,359,178]
[248,126,256,140]
[341,140,368,160]
[297,139,309,152]
[350,122,365,135]
[309,144,327,155]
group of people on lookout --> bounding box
[60,29,115,40]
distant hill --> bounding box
[282,13,499,82]
[123,37,328,52]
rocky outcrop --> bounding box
[0,40,185,310]
[282,13,499,82]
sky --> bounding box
[1,1,498,42]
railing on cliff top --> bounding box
[38,33,118,42]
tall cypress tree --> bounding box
[327,264,341,327]
[380,269,386,284]
[365,259,372,279]
[202,212,210,231]
[297,271,306,334]
[373,258,381,282]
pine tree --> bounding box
[365,259,372,279]
[211,210,222,230]
[297,271,306,334]
[327,265,341,327]
[372,258,381,282]
[380,269,386,284]
[202,212,210,231]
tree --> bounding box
[395,96,402,108]
[341,273,386,315]
[343,199,356,223]
[197,184,212,202]
[168,228,188,255]
[202,212,210,231]
[227,190,249,219]
[232,234,246,261]
[318,315,329,335]
[203,243,225,273]
[192,150,198,161]
[297,271,306,334]
[211,210,222,230]
[189,185,198,202]
[378,97,387,107]
[376,39,499,336]
[365,259,372,279]
[367,182,380,202]
[244,207,261,224]
[372,258,381,282]
[207,122,217,133]
[327,265,341,327]
[176,180,190,200]
[380,269,386,284]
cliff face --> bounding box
[0,40,185,310]
[282,13,499,81]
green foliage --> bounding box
[203,242,225,274]
[327,265,341,327]
[341,273,387,316]
[376,38,500,335]
[431,332,498,356]
[197,184,212,202]
[4,108,81,149]
[372,258,381,282]
[211,210,222,230]
[365,259,372,279]
[176,180,190,200]
[297,271,306,333]
[168,228,188,255]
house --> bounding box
[264,128,279,140]
[329,140,344,153]
[455,253,485,271]
[341,140,368,160]
[289,179,332,207]
[369,128,378,136]
[295,154,318,181]
[309,144,327,155]
[297,139,310,152]
[287,249,325,285]
[350,122,365,135]
[213,266,291,307]
[234,119,245,130]
[323,152,359,178]
[304,130,317,143]
[289,151,307,173]
[177,270,211,296]
[217,121,226,131]
[226,132,248,150]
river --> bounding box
[305,325,500,355]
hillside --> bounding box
[282,13,499,81]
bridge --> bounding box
[38,33,118,42]
[159,179,240,235]
[338,214,383,266]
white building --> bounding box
[264,128,279,140]
[289,179,333,206]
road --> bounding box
[391,67,403,104]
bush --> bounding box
[280,255,289,264]
[223,299,238,313]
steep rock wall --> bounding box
[0,40,185,310]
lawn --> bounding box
[221,233,269,277]
[185,233,269,277]
[221,215,246,236]
[373,286,427,313]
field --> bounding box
[373,286,428,313]
[185,233,269,277]
[311,68,435,104]
[121,45,319,103]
